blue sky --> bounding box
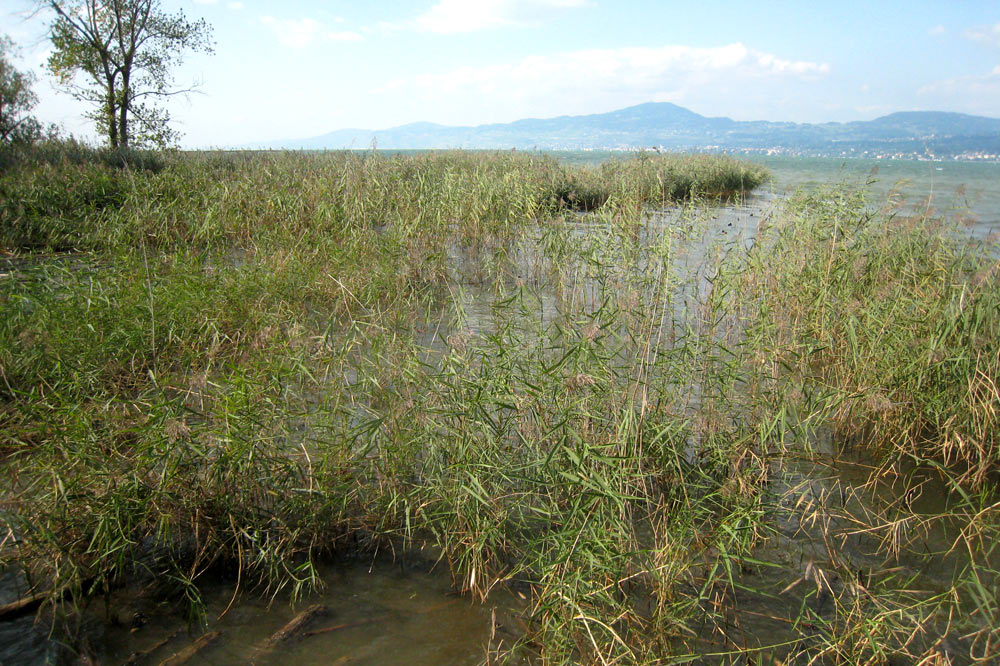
[2,1,999,148]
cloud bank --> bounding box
[965,22,1000,48]
[414,0,592,33]
[374,43,830,123]
[260,16,363,48]
[919,65,1000,117]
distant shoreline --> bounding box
[191,147,1000,164]
[243,102,1000,159]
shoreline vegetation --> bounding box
[1,147,998,664]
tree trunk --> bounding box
[119,101,129,148]
[119,73,130,148]
[107,90,119,149]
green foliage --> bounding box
[0,148,767,252]
[0,34,42,146]
[0,159,138,249]
[43,0,213,148]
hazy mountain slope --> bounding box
[256,103,1000,156]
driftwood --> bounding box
[122,630,182,666]
[244,603,328,663]
[0,590,48,621]
[156,631,221,666]
[303,614,391,638]
[265,603,328,645]
[0,573,104,622]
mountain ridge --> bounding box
[256,103,1000,158]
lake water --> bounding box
[555,151,1000,236]
[751,154,1000,231]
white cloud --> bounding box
[372,43,829,125]
[377,42,827,98]
[193,0,243,9]
[328,31,364,43]
[260,16,363,48]
[853,104,894,116]
[965,22,1000,48]
[414,0,592,34]
[928,25,946,36]
[918,65,1000,115]
[260,16,322,48]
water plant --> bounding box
[1,146,996,665]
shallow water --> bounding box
[699,438,996,663]
[0,569,72,665]
[94,555,506,666]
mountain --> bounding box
[257,103,1000,158]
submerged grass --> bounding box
[1,147,997,664]
[742,187,1000,484]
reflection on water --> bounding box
[701,435,997,663]
[95,556,505,666]
[422,193,774,356]
[0,569,70,666]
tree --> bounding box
[41,0,212,148]
[0,34,42,145]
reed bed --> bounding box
[1,147,997,664]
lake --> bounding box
[553,151,1000,236]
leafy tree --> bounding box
[41,0,212,148]
[0,34,42,145]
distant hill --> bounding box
[255,103,1000,158]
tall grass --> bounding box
[740,186,1000,485]
[2,147,997,664]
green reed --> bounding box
[3,147,996,664]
